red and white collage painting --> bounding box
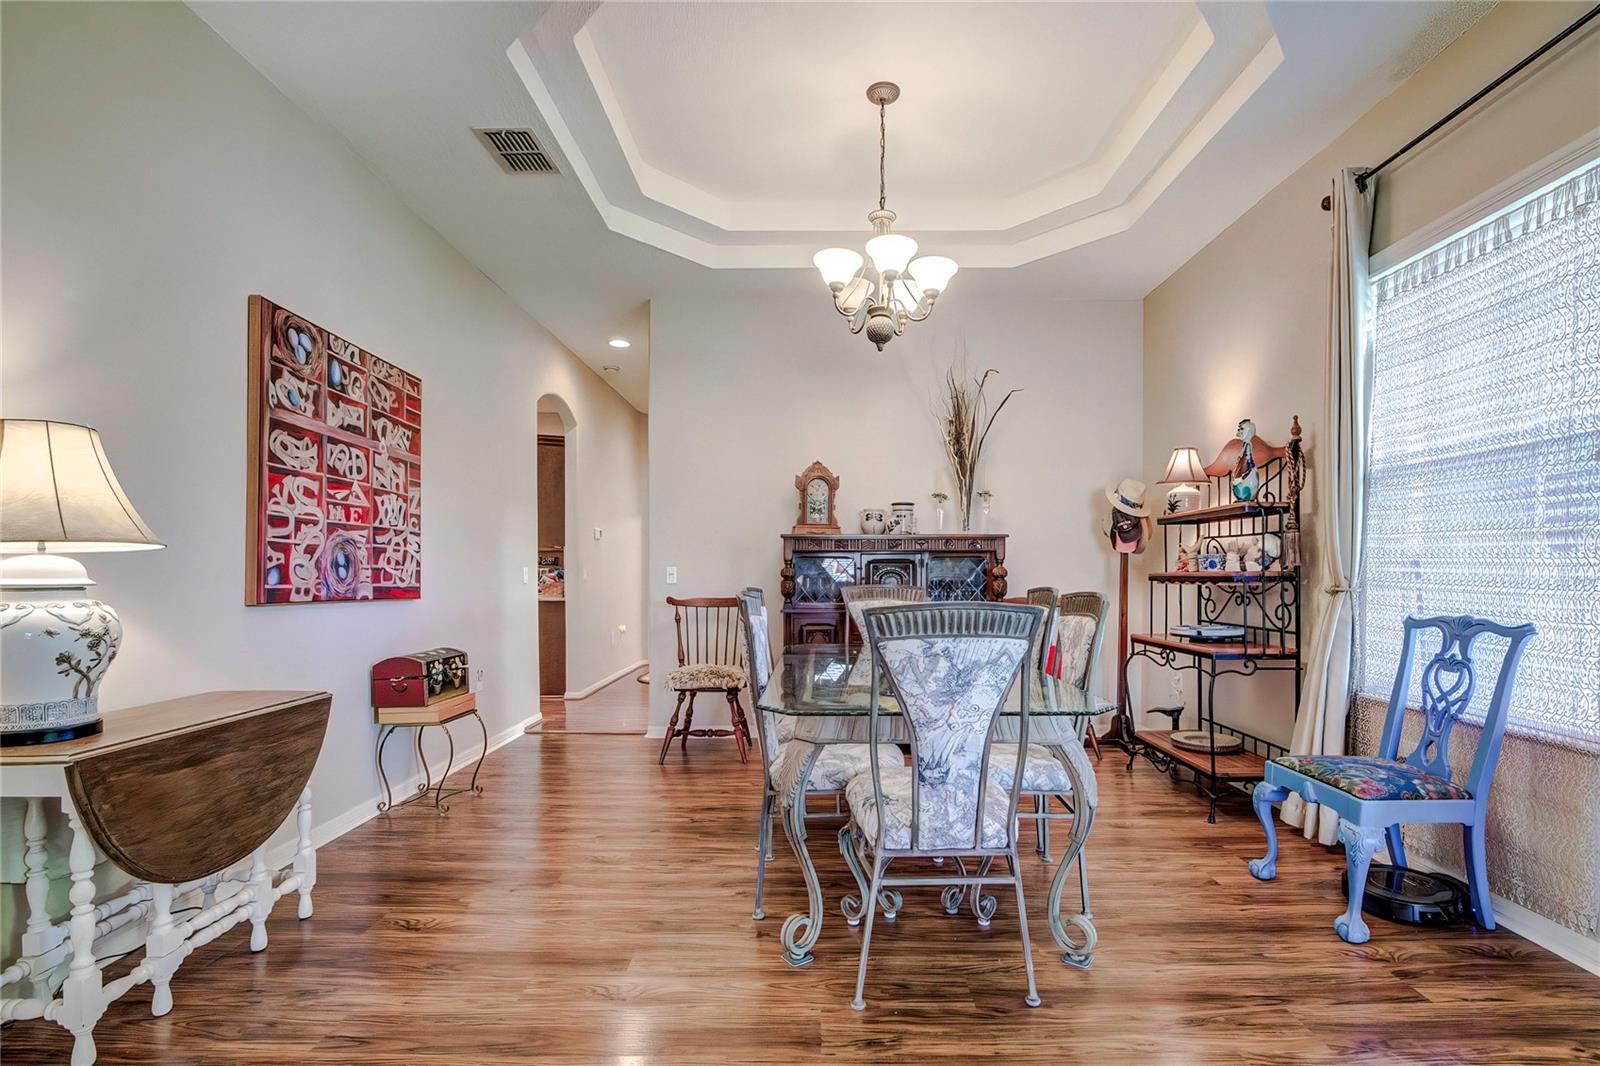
[247,296,422,604]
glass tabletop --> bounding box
[758,644,1114,718]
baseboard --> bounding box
[1405,854,1600,976]
[563,659,647,700]
[263,709,539,872]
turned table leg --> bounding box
[61,801,105,1066]
[294,787,316,919]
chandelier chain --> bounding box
[878,101,887,212]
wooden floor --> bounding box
[533,667,650,734]
[6,731,1597,1064]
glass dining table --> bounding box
[757,644,1112,970]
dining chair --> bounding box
[840,583,927,658]
[992,592,1107,852]
[659,595,753,764]
[839,602,1044,1010]
[1003,587,1060,673]
[737,588,900,922]
[1249,614,1535,943]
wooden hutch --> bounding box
[779,533,1009,645]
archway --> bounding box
[536,394,577,701]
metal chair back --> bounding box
[1056,591,1109,692]
[861,603,1040,853]
[842,584,928,657]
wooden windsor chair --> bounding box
[659,596,754,763]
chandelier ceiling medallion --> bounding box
[813,82,957,350]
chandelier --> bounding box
[813,82,957,350]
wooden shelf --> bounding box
[1157,501,1290,525]
[1131,633,1297,661]
[1136,729,1268,780]
[1147,570,1297,583]
[374,690,476,727]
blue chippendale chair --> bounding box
[1248,614,1535,943]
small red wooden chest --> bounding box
[371,648,469,708]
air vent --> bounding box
[474,128,558,175]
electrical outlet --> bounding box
[666,566,678,585]
[1169,675,1184,701]
[522,566,530,584]
[475,667,488,693]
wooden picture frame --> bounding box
[245,295,422,604]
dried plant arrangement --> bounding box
[937,363,1020,530]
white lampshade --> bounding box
[865,233,917,275]
[1159,445,1208,485]
[836,277,874,315]
[0,420,163,553]
[909,255,957,295]
[812,247,863,290]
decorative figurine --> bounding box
[1103,478,1152,555]
[1232,418,1260,501]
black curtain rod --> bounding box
[1321,3,1600,208]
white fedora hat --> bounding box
[1104,477,1151,518]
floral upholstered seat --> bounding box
[845,763,1012,851]
[773,739,903,795]
[666,663,745,690]
[1270,755,1471,802]
[987,743,1073,793]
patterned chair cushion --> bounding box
[847,763,1012,851]
[988,743,1073,793]
[666,663,745,690]
[1272,754,1472,802]
[774,740,902,794]
[1055,615,1095,688]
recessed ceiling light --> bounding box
[608,338,631,348]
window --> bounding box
[1356,159,1599,748]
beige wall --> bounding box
[1140,1,1600,746]
[0,0,647,932]
[647,294,1142,736]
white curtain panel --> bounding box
[1282,168,1374,845]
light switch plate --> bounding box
[666,566,678,585]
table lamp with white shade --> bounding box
[1159,446,1208,513]
[0,420,163,745]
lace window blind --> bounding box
[1356,159,1600,749]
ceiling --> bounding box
[194,1,1491,412]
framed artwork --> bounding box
[245,296,422,604]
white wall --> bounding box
[0,0,647,872]
[647,294,1142,735]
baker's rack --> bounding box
[1119,416,1305,821]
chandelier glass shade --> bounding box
[813,82,956,350]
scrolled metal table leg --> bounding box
[1047,743,1099,969]
[376,726,398,813]
[468,710,489,795]
[779,748,824,968]
[433,723,457,815]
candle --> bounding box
[933,468,948,495]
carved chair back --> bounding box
[842,584,928,656]
[861,603,1040,853]
[667,596,742,668]
[1377,615,1536,803]
[737,588,786,782]
[1056,591,1110,692]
